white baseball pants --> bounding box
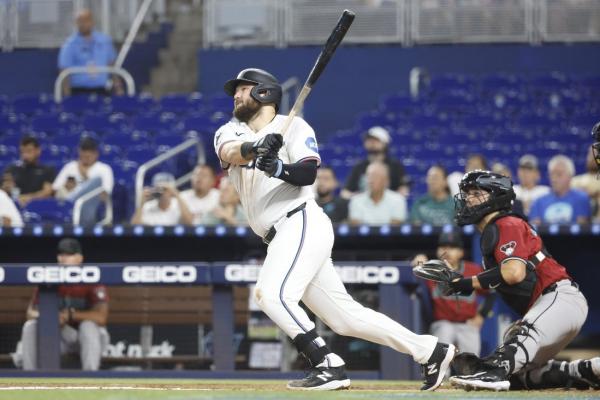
[254,200,438,364]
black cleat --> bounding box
[578,359,600,389]
[287,365,351,391]
[450,367,510,391]
[420,342,456,391]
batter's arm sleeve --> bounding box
[275,159,318,186]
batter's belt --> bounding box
[263,202,306,245]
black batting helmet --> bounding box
[224,68,282,110]
[454,170,515,226]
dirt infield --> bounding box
[0,379,599,399]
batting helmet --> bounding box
[224,68,282,109]
[454,170,515,226]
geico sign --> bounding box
[0,267,4,283]
[27,266,100,283]
[334,266,400,284]
[122,265,197,283]
[224,264,260,282]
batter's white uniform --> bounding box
[214,115,438,364]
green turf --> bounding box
[0,378,598,400]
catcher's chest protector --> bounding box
[481,213,537,316]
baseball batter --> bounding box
[442,170,598,391]
[214,68,456,391]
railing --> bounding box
[72,185,113,226]
[202,0,600,48]
[0,0,166,51]
[53,66,136,102]
[135,138,206,210]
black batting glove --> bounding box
[256,152,283,177]
[241,133,283,160]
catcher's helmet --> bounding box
[454,170,515,226]
[223,68,282,109]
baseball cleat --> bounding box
[450,368,510,391]
[287,365,351,390]
[420,342,457,391]
[577,358,600,389]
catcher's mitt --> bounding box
[412,259,463,284]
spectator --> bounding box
[180,165,220,224]
[571,146,600,222]
[203,177,247,225]
[2,136,55,207]
[513,154,550,215]
[447,154,488,197]
[315,166,348,223]
[410,164,455,225]
[348,161,407,224]
[131,172,193,226]
[18,238,109,370]
[491,162,525,215]
[529,155,591,225]
[341,126,410,199]
[412,229,494,357]
[58,9,121,97]
[52,136,113,226]
[0,187,24,227]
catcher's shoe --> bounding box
[577,358,600,389]
[287,366,351,391]
[450,368,510,391]
[420,342,457,391]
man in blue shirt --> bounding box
[529,155,591,224]
[58,9,121,96]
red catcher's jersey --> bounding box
[32,285,109,327]
[427,260,485,322]
[492,216,571,309]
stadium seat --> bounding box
[23,199,72,224]
[30,113,76,135]
[11,94,54,116]
[60,95,102,115]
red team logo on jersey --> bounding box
[500,241,517,256]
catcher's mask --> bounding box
[223,68,282,111]
[592,121,600,177]
[454,170,515,226]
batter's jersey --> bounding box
[427,260,485,322]
[483,215,571,314]
[214,115,321,237]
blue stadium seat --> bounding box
[23,199,72,224]
[126,148,156,164]
[131,113,176,134]
[0,114,22,135]
[60,95,102,115]
[81,113,128,134]
[206,95,232,113]
[108,95,155,114]
[11,94,54,116]
[159,93,204,115]
[30,113,76,135]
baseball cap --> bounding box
[364,126,391,145]
[518,154,538,170]
[437,229,464,248]
[57,238,82,255]
[152,172,175,187]
[79,136,99,151]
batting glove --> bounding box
[256,152,283,177]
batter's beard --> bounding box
[234,100,261,123]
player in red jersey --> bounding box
[445,170,599,391]
[413,229,495,358]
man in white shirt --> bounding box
[52,137,114,226]
[513,154,550,216]
[349,161,407,224]
[131,172,193,226]
[0,189,24,227]
[179,164,220,225]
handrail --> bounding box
[280,77,300,115]
[135,138,206,209]
[114,0,155,69]
[72,185,113,226]
[54,66,135,103]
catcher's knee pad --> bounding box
[292,329,329,367]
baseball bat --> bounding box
[279,9,355,136]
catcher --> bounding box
[413,229,495,358]
[414,170,600,391]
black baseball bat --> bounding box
[280,9,355,136]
